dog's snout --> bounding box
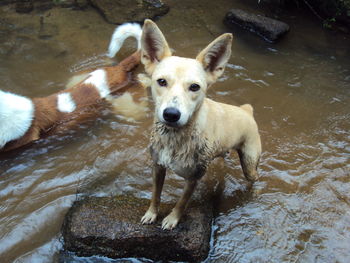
[163,107,181,123]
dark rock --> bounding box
[62,195,212,262]
[224,9,290,43]
[33,1,54,12]
[89,0,170,24]
[15,0,34,13]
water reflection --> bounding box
[0,0,349,262]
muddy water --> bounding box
[0,0,349,262]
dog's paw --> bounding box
[141,209,157,224]
[161,212,180,230]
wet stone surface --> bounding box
[224,8,290,43]
[61,195,213,262]
[89,0,170,24]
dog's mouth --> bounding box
[155,120,184,133]
[162,120,182,128]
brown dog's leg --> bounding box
[141,164,166,224]
[161,179,198,230]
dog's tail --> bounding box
[240,104,254,116]
[107,23,142,58]
[117,50,141,72]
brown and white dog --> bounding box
[140,20,262,229]
[0,23,142,152]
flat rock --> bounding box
[61,195,213,262]
[224,8,290,43]
[89,0,170,24]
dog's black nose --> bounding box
[163,107,181,123]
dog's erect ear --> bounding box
[141,19,172,75]
[196,33,233,85]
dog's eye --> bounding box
[157,78,167,87]
[189,83,200,92]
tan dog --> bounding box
[140,20,262,230]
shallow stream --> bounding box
[0,0,349,262]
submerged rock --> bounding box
[62,195,212,262]
[224,9,290,43]
[89,0,170,24]
[15,0,33,13]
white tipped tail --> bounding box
[107,23,142,58]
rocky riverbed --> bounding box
[0,0,349,262]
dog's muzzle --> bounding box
[163,107,181,125]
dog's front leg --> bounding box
[141,164,166,224]
[162,179,198,230]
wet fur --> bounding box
[140,20,262,230]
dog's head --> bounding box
[141,20,232,128]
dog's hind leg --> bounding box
[237,136,261,182]
[161,179,198,230]
[141,164,166,224]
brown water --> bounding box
[0,0,349,262]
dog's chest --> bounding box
[151,124,213,178]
